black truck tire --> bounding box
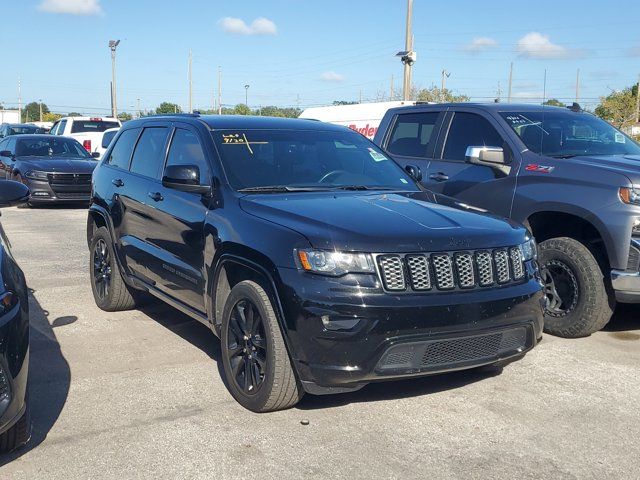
[221,280,303,412]
[89,227,139,312]
[0,401,31,453]
[539,237,613,338]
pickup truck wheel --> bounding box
[539,237,613,338]
[221,280,303,412]
[0,398,31,453]
[89,227,138,311]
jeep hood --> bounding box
[239,190,526,253]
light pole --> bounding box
[244,84,250,107]
[109,39,121,118]
[396,0,416,101]
[39,99,43,122]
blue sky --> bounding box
[1,0,639,115]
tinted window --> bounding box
[213,129,417,191]
[387,112,440,157]
[8,125,41,135]
[5,138,16,153]
[107,128,140,169]
[49,122,58,135]
[15,137,90,158]
[57,119,67,135]
[101,130,118,149]
[129,127,169,179]
[499,110,640,157]
[443,112,504,161]
[165,129,210,185]
[71,120,120,133]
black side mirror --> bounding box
[404,164,423,182]
[0,180,30,207]
[91,152,100,158]
[162,165,211,195]
[0,150,13,159]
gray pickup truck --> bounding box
[374,102,640,337]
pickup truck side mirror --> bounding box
[404,164,423,182]
[162,164,211,195]
[0,150,13,159]
[91,152,101,158]
[0,180,30,207]
[465,146,511,175]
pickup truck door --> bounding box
[142,123,211,312]
[425,109,519,218]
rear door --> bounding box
[425,108,518,217]
[380,109,445,178]
[143,123,212,311]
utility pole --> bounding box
[136,98,141,119]
[188,50,193,113]
[109,40,120,118]
[575,68,580,103]
[441,69,450,102]
[359,89,362,103]
[244,84,250,107]
[217,66,222,115]
[390,74,394,101]
[17,77,21,122]
[399,0,415,101]
[496,82,502,103]
[542,69,547,105]
[507,62,513,103]
[39,99,43,121]
[635,74,640,123]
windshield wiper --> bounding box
[238,185,330,193]
[549,154,578,159]
[330,185,397,191]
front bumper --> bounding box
[25,178,91,203]
[277,265,544,394]
[611,269,640,303]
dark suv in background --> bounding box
[375,103,640,338]
[87,114,543,412]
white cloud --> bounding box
[218,17,277,36]
[463,37,498,54]
[320,71,345,82]
[516,32,585,59]
[38,0,103,15]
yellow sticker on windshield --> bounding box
[221,133,268,154]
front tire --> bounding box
[539,237,614,338]
[0,401,31,453]
[221,281,303,412]
[89,227,138,312]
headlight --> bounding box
[520,237,537,261]
[296,249,375,276]
[25,170,49,180]
[0,291,17,315]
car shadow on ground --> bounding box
[138,301,502,411]
[0,289,71,466]
[604,304,640,332]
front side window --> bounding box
[129,127,170,179]
[107,128,140,169]
[443,112,504,161]
[500,110,640,158]
[165,129,210,185]
[387,112,440,157]
[212,129,418,191]
[14,137,90,158]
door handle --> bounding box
[112,178,124,187]
[148,191,164,202]
[429,172,449,182]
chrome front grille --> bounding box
[376,247,526,293]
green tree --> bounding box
[43,112,62,122]
[595,86,638,128]
[22,101,50,122]
[415,86,470,103]
[233,104,252,115]
[118,112,133,122]
[67,112,82,117]
[258,106,302,118]
[543,99,566,107]
[155,102,182,114]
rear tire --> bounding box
[89,227,139,311]
[221,280,303,412]
[539,237,613,338]
[0,401,31,453]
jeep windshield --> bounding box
[212,129,418,192]
[500,110,640,158]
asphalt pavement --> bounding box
[0,205,638,479]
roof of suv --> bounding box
[391,102,575,113]
[127,114,349,132]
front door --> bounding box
[425,109,518,218]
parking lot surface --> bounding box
[0,206,638,479]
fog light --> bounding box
[321,315,361,331]
[32,191,50,197]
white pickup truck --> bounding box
[50,116,121,156]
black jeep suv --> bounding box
[87,114,543,412]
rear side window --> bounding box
[101,130,118,149]
[71,120,120,133]
[129,127,170,179]
[387,112,440,157]
[443,112,504,161]
[165,129,210,185]
[107,128,140,169]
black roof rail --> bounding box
[567,102,582,112]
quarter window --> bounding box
[106,128,140,170]
[165,129,210,185]
[129,127,170,179]
[387,112,440,157]
[443,112,504,161]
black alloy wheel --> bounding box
[226,299,268,395]
[542,259,579,317]
[93,239,112,301]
